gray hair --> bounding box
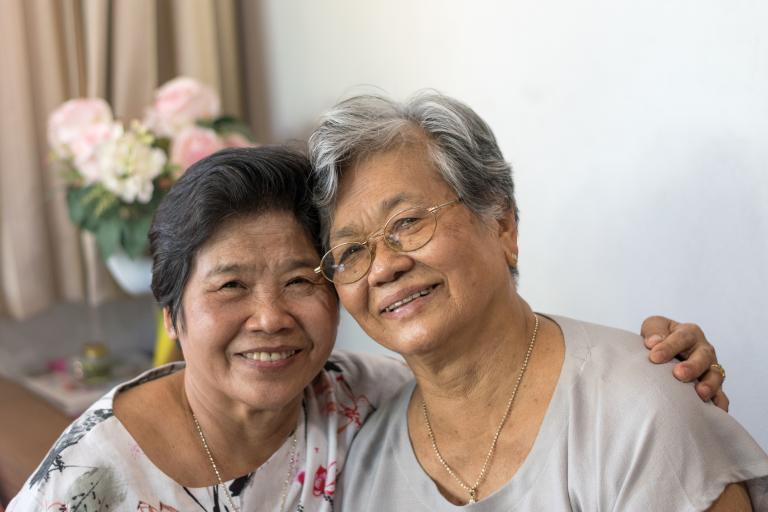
[308,91,517,245]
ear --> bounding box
[162,307,178,339]
[496,209,519,268]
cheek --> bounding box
[181,296,243,346]
[296,292,339,351]
[335,283,368,317]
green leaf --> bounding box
[66,187,89,226]
[96,217,121,259]
[153,136,172,153]
[122,215,152,258]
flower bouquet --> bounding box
[49,77,254,260]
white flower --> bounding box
[96,124,167,204]
[74,123,123,184]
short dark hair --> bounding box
[149,146,320,332]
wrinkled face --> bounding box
[329,143,518,357]
[169,211,338,411]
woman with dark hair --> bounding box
[8,146,411,512]
[9,145,731,512]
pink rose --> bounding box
[144,77,221,137]
[48,98,114,159]
[221,131,255,148]
[170,125,225,174]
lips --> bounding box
[237,349,300,362]
[380,284,438,313]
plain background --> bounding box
[256,0,767,449]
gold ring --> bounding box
[710,363,726,380]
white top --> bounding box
[8,351,411,512]
[339,315,768,511]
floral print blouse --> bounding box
[8,351,411,512]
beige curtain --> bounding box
[0,0,266,320]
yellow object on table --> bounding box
[153,307,181,366]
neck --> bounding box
[408,297,536,421]
[181,371,300,477]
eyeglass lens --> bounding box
[321,207,438,284]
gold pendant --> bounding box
[468,488,478,503]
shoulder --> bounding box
[8,400,120,509]
[8,364,184,510]
[554,314,682,400]
[555,314,740,432]
[552,315,768,510]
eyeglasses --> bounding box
[315,198,461,285]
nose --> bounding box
[243,294,297,335]
[366,240,414,287]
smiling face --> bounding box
[330,141,519,358]
[168,210,338,413]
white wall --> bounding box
[257,0,768,449]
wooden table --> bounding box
[0,377,71,505]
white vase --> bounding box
[105,251,153,296]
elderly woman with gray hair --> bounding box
[309,93,768,510]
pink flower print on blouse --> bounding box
[333,375,373,433]
[312,462,337,497]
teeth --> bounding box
[242,350,296,361]
[384,287,434,313]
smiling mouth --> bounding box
[239,349,298,362]
[382,285,438,313]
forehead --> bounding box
[333,143,454,227]
[195,210,318,269]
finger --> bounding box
[675,342,718,382]
[712,390,730,412]
[649,328,697,365]
[641,315,678,344]
[644,334,665,350]
[694,368,724,400]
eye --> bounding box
[338,244,365,264]
[219,280,244,290]
[287,276,314,286]
[390,215,425,234]
[284,274,323,297]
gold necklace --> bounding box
[191,411,299,512]
[421,313,540,504]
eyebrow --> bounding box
[204,257,319,279]
[205,263,245,279]
[330,192,416,242]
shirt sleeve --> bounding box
[578,325,768,511]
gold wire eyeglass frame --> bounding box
[314,198,461,285]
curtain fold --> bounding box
[0,0,255,321]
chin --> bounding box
[241,387,303,412]
[377,330,440,357]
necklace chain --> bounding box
[421,313,540,505]
[191,411,298,512]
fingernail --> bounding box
[650,349,665,363]
[675,366,691,380]
[646,334,663,347]
[699,385,711,398]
